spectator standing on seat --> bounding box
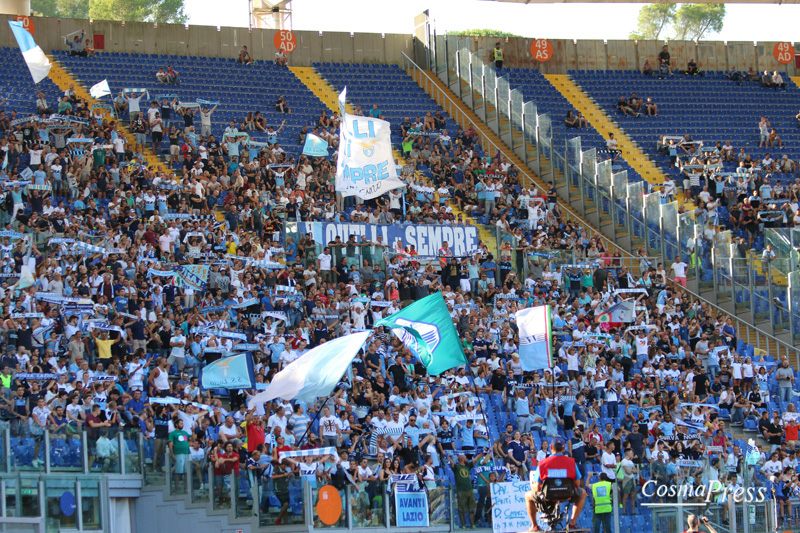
[759,117,770,148]
[670,254,688,288]
[490,42,504,73]
[131,115,148,154]
[658,45,671,70]
[178,104,197,134]
[66,30,86,57]
[449,452,485,529]
[238,46,253,65]
[125,91,145,122]
[776,359,795,403]
[199,104,218,139]
[149,112,163,156]
[169,418,191,491]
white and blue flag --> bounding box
[89,79,111,99]
[8,21,51,84]
[247,331,370,407]
[335,85,404,200]
[516,305,553,371]
[302,133,329,157]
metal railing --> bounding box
[399,51,631,261]
[420,36,800,364]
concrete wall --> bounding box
[451,36,800,75]
[0,16,415,67]
[0,0,29,16]
[1,15,797,75]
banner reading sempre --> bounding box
[296,222,479,258]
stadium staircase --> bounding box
[408,68,642,257]
[135,478,264,533]
[544,74,670,187]
[569,69,800,225]
[47,55,164,171]
[412,66,794,361]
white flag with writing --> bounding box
[336,112,404,200]
[89,79,111,99]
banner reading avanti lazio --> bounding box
[295,222,480,258]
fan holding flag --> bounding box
[595,298,636,332]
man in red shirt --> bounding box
[244,412,265,453]
[785,417,799,447]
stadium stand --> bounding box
[0,26,798,533]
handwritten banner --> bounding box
[490,481,532,533]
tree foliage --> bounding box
[31,0,186,23]
[629,3,725,41]
[31,0,89,18]
[672,4,726,41]
[448,29,523,38]
[629,4,676,40]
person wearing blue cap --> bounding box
[525,436,586,531]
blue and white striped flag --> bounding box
[247,331,370,407]
[278,447,337,462]
[8,21,51,84]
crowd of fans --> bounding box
[0,47,798,530]
[627,47,800,252]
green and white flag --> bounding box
[376,293,467,376]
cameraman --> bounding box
[684,514,718,533]
[525,436,586,531]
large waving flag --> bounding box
[247,331,370,408]
[595,298,635,324]
[516,305,553,371]
[376,293,467,375]
[335,84,404,200]
[201,352,256,390]
[8,21,51,84]
[89,79,111,99]
[302,133,329,157]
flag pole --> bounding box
[296,390,337,447]
[466,364,494,459]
